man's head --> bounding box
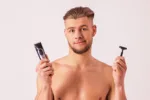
[63,7,96,54]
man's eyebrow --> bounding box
[66,25,88,30]
[80,25,88,28]
[66,27,75,30]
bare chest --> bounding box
[51,67,110,100]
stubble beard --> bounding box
[68,39,93,54]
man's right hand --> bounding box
[35,55,54,100]
[36,56,54,87]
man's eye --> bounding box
[69,29,75,33]
[81,28,87,31]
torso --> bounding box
[51,57,113,100]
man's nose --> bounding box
[74,30,83,39]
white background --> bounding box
[0,0,150,100]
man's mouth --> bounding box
[74,40,86,44]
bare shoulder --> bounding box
[51,56,68,70]
[95,58,112,71]
[94,58,113,81]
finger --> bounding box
[42,66,53,72]
[113,62,123,74]
[115,57,127,70]
[39,62,49,70]
[40,71,51,77]
[116,63,124,72]
[47,63,54,71]
[116,60,127,70]
[36,61,52,72]
[120,57,126,65]
[116,60,127,71]
[45,70,54,76]
[47,63,52,67]
[112,64,117,72]
[36,59,49,68]
[116,59,126,66]
[116,56,126,64]
[39,62,53,70]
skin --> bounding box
[35,17,127,100]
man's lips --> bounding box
[74,40,86,44]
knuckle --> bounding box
[42,63,47,67]
[49,70,54,74]
[50,70,53,73]
[50,66,53,69]
[48,63,52,66]
[47,63,51,67]
[47,66,51,70]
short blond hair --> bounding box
[63,6,94,20]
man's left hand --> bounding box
[112,56,127,87]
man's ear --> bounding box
[92,25,97,37]
[64,29,67,36]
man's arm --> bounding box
[35,58,54,100]
[108,56,127,100]
[35,85,54,100]
[35,77,54,100]
[108,82,127,100]
[114,85,127,100]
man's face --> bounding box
[64,17,96,54]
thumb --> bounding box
[112,64,117,72]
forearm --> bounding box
[35,85,54,100]
[114,85,127,100]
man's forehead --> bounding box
[65,17,90,23]
[64,17,92,28]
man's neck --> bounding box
[67,49,94,67]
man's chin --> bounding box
[72,47,90,54]
[68,41,92,54]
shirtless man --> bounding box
[35,7,127,100]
